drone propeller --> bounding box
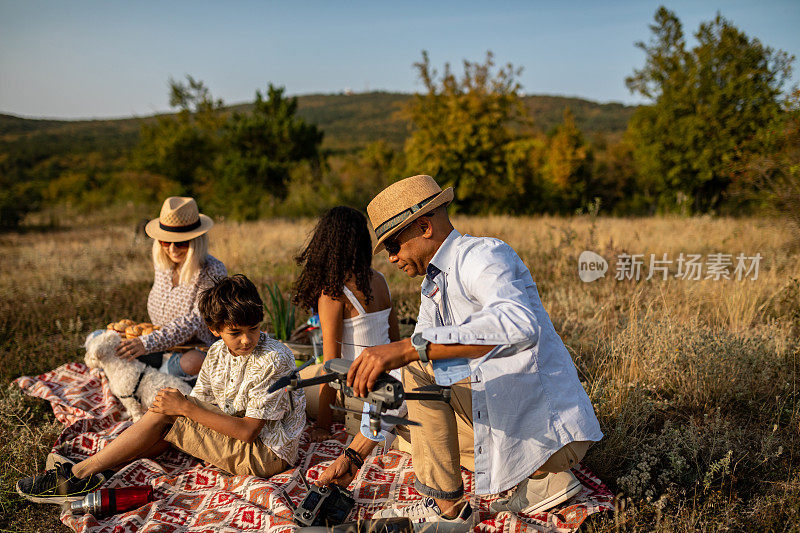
[329,404,421,428]
[267,358,316,393]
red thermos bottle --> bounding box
[70,486,154,517]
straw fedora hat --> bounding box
[367,175,454,255]
[145,197,213,242]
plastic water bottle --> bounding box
[308,314,323,363]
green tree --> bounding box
[733,90,800,228]
[543,108,593,212]
[404,51,528,213]
[590,135,638,214]
[0,176,40,229]
[135,76,224,195]
[502,135,549,213]
[338,141,402,207]
[208,84,323,219]
[626,7,794,213]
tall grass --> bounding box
[264,282,297,341]
[0,215,798,531]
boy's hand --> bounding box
[151,388,188,416]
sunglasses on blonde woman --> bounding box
[159,240,191,249]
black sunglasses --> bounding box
[383,237,400,256]
[159,240,191,249]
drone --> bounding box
[269,358,451,436]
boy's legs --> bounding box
[71,410,175,479]
[164,396,288,478]
[131,439,174,462]
[16,409,175,503]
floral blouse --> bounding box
[139,255,227,353]
[190,332,307,464]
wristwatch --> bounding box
[344,447,364,470]
[410,332,430,364]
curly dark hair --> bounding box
[292,206,373,311]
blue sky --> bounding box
[1,0,798,119]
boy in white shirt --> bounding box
[17,274,305,504]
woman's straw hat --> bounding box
[366,175,454,255]
[145,197,213,242]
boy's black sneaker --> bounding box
[16,461,107,503]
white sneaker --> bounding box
[490,470,582,515]
[373,497,476,532]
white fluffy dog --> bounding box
[84,330,193,421]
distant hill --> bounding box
[522,95,635,137]
[0,92,636,158]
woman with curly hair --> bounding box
[292,206,400,442]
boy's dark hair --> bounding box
[292,206,373,311]
[199,274,264,331]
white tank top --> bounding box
[339,274,392,361]
[338,274,405,443]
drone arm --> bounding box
[403,391,450,402]
[295,373,341,389]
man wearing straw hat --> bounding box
[341,175,603,529]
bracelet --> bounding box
[344,447,364,469]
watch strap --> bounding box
[344,447,364,469]
[418,342,430,363]
[411,333,431,365]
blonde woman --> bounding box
[115,197,227,381]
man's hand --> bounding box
[151,388,188,417]
[314,454,355,488]
[116,337,146,360]
[347,338,416,397]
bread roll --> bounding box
[119,319,136,328]
[141,326,154,336]
[106,322,116,330]
[125,325,144,338]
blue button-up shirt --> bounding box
[415,230,603,495]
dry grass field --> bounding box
[1,215,798,531]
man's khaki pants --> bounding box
[403,361,591,499]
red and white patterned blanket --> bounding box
[16,362,613,532]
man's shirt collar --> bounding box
[427,229,461,278]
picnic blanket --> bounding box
[15,362,614,532]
